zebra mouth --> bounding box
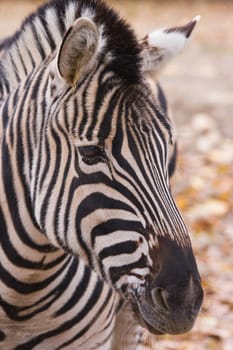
[130,300,166,335]
[129,286,198,336]
[128,284,167,335]
[138,318,166,335]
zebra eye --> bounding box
[78,145,107,165]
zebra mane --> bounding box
[0,0,141,97]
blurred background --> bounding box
[0,1,232,349]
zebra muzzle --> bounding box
[129,277,203,335]
[127,237,204,335]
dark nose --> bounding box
[149,275,203,334]
[148,237,204,333]
[151,275,203,313]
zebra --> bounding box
[0,0,203,349]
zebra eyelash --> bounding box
[78,144,107,165]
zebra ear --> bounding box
[56,18,99,85]
[140,16,200,74]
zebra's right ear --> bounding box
[56,18,99,86]
[140,16,200,75]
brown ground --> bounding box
[0,1,232,349]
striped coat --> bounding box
[0,1,203,349]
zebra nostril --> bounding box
[151,287,169,311]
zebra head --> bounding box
[36,8,203,336]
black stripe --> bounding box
[15,41,28,76]
[2,95,10,129]
[91,219,144,246]
[39,125,63,230]
[0,63,10,94]
[31,21,46,60]
[15,278,105,349]
[157,83,168,114]
[40,13,57,51]
[1,139,50,251]
[109,253,148,285]
[54,263,91,316]
[0,256,70,296]
[168,142,177,177]
[57,287,113,349]
[72,191,136,268]
[99,241,138,260]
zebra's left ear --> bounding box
[140,16,200,74]
[56,18,99,85]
